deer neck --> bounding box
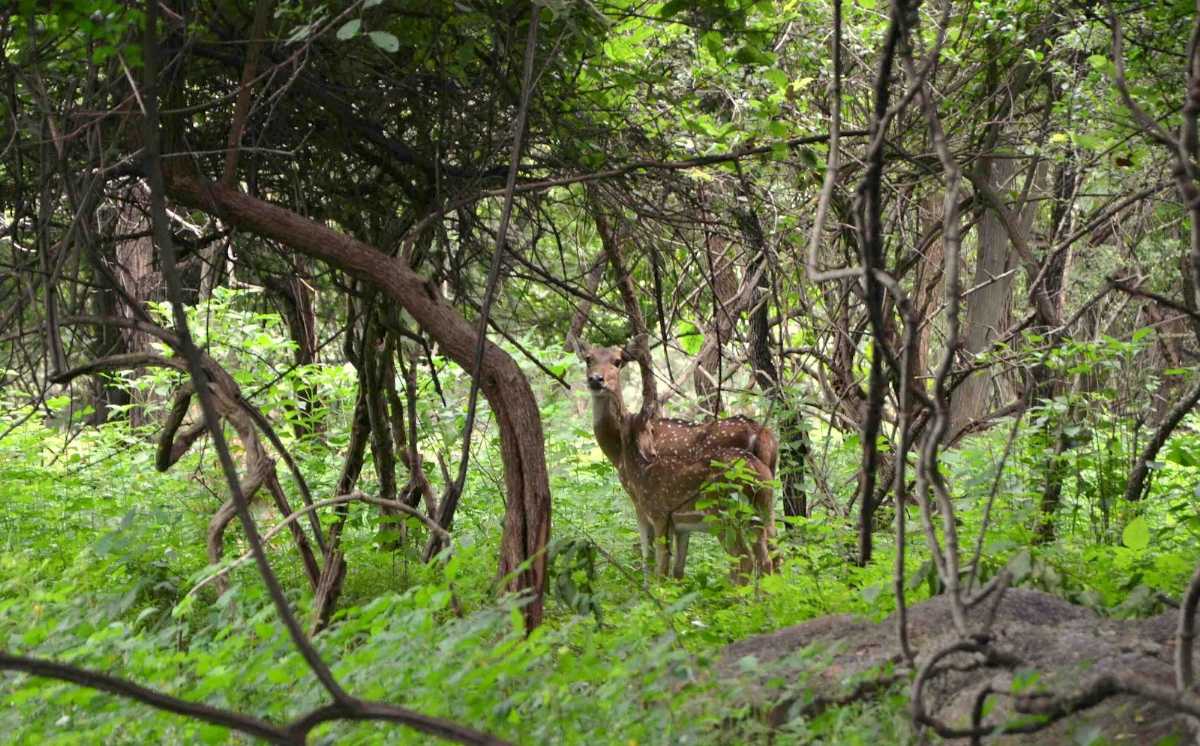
[590,390,627,466]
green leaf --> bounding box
[336,18,361,40]
[763,68,788,90]
[701,31,724,59]
[1087,54,1109,69]
[368,30,400,53]
[1122,517,1150,552]
[733,44,772,66]
[861,583,882,604]
[1010,670,1041,694]
[677,320,704,355]
[660,0,690,18]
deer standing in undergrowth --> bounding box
[577,341,778,579]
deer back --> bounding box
[646,415,778,477]
[618,412,775,522]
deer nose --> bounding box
[587,373,604,390]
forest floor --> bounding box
[719,588,1188,743]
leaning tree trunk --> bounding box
[165,171,551,628]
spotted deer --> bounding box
[577,342,777,578]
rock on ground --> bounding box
[717,588,1193,743]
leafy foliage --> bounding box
[3,294,1198,742]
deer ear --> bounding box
[566,335,588,361]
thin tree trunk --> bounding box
[111,184,162,427]
[565,253,606,352]
[694,216,740,416]
[1032,158,1075,542]
[913,193,944,381]
[738,199,810,519]
[951,156,1022,433]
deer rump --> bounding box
[623,416,777,579]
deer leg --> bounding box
[672,528,689,579]
[711,509,755,583]
[651,517,672,576]
[751,520,771,576]
[754,471,778,575]
[636,513,654,578]
[733,526,756,583]
[670,511,708,579]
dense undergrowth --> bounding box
[2,296,1198,744]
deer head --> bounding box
[579,343,628,401]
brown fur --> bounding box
[580,343,777,578]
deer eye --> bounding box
[584,354,594,364]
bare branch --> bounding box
[0,652,287,744]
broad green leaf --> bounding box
[763,68,789,90]
[677,320,704,355]
[734,44,772,66]
[660,0,690,18]
[336,18,361,40]
[701,31,724,59]
[1122,517,1150,552]
[368,30,399,52]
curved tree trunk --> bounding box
[165,172,551,628]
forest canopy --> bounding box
[2,0,1200,743]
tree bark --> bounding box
[108,184,163,426]
[694,220,739,416]
[913,193,944,381]
[261,261,320,437]
[738,200,810,519]
[951,156,1027,432]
